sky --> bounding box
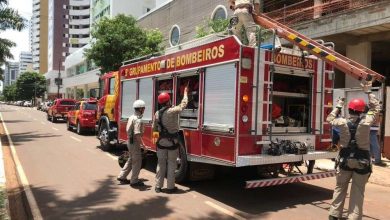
[1,0,32,62]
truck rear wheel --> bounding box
[175,142,188,183]
[99,122,113,151]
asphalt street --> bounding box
[1,104,390,220]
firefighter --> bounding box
[228,0,260,47]
[153,85,188,193]
[328,79,381,220]
[117,100,146,187]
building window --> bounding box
[169,25,180,47]
[211,5,227,21]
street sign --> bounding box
[55,78,62,86]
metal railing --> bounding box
[265,0,388,26]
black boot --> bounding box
[328,215,338,220]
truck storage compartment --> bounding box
[271,73,311,134]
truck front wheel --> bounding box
[99,122,113,151]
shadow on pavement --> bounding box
[0,120,30,124]
[9,132,62,146]
[28,177,173,220]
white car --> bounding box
[23,101,32,107]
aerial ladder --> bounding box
[252,13,385,83]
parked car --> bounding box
[67,98,97,134]
[41,101,53,112]
[47,99,76,122]
[23,101,32,107]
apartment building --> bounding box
[31,0,48,74]
[19,52,33,74]
[4,62,20,87]
[45,0,92,99]
[63,0,156,100]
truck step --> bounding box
[245,170,336,188]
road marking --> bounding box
[41,122,46,125]
[105,152,117,161]
[70,136,82,142]
[52,127,59,131]
[204,201,245,220]
[0,113,43,219]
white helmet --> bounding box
[133,100,146,109]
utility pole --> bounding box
[56,60,62,98]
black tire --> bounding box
[76,121,83,135]
[99,122,113,151]
[52,116,57,123]
[66,120,72,131]
[175,142,188,183]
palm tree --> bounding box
[0,0,26,80]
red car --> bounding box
[47,99,76,122]
[67,99,97,134]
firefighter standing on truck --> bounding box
[327,79,380,220]
[228,0,260,47]
[117,100,146,187]
[153,84,188,193]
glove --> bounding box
[360,79,372,93]
[336,98,345,109]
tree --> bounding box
[0,0,26,79]
[3,83,17,101]
[85,14,164,74]
[195,18,271,44]
[15,72,46,102]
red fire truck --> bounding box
[97,34,341,187]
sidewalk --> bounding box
[315,158,390,187]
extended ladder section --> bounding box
[253,14,385,83]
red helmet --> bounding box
[158,92,170,104]
[348,98,366,113]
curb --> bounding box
[0,134,10,219]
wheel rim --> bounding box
[99,127,109,145]
[77,122,80,133]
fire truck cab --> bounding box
[108,35,338,186]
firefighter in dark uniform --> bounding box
[328,80,381,220]
[153,85,188,193]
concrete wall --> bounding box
[138,0,231,46]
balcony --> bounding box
[265,0,388,26]
[69,18,90,26]
[70,0,90,7]
[69,8,90,16]
[69,28,89,35]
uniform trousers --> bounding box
[155,148,179,189]
[232,8,257,47]
[329,169,369,220]
[118,143,142,184]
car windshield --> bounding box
[83,103,96,110]
[60,101,75,105]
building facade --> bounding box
[4,62,20,87]
[62,0,156,100]
[31,0,49,74]
[18,52,33,74]
[45,0,92,99]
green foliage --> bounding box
[3,83,16,101]
[195,18,230,38]
[15,72,46,100]
[85,14,164,74]
[195,17,271,44]
[0,0,26,80]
